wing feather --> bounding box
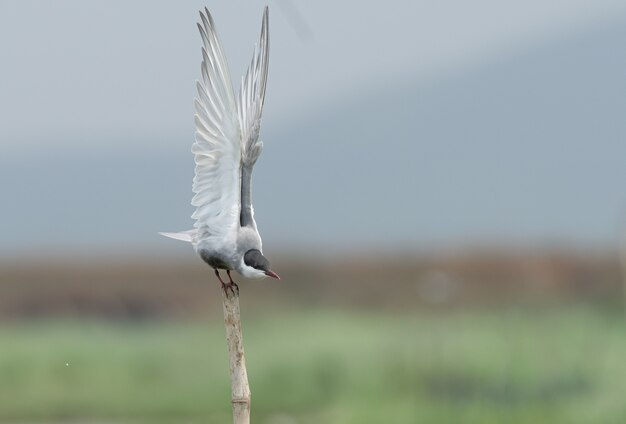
[238,7,270,229]
[192,9,241,239]
[238,6,269,166]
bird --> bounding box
[160,7,279,294]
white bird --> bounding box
[160,7,279,293]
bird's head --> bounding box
[239,249,280,280]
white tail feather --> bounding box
[158,230,196,243]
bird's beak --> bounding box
[265,270,280,280]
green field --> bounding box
[0,307,624,423]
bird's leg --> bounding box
[215,269,232,295]
[215,269,238,296]
[226,270,240,295]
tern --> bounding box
[160,7,280,293]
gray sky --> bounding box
[2,0,625,149]
[1,1,625,255]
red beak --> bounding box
[265,270,280,280]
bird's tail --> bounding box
[158,229,197,243]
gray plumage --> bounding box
[160,7,279,282]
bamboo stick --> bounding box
[618,220,626,318]
[221,288,251,424]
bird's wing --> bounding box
[238,6,269,167]
[238,7,269,228]
[192,8,241,239]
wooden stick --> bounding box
[618,220,626,318]
[221,288,251,424]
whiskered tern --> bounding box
[160,7,279,293]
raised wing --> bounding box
[238,7,269,228]
[238,6,269,166]
[192,8,241,239]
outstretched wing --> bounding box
[238,7,269,228]
[238,6,269,167]
[192,9,241,239]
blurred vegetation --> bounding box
[1,249,622,319]
[0,307,624,423]
[1,251,624,423]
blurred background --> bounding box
[1,0,626,423]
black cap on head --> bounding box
[244,249,270,272]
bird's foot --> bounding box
[221,281,239,296]
[224,270,240,296]
[215,269,239,296]
[215,269,238,296]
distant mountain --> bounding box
[2,16,625,254]
[255,15,626,249]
